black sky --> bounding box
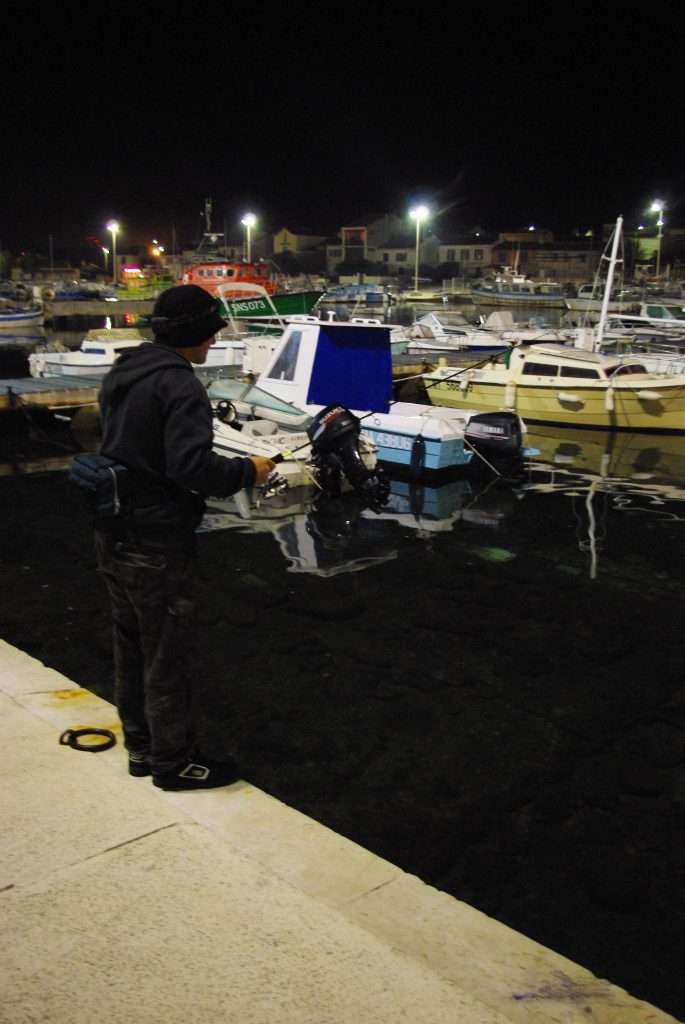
[3,6,683,256]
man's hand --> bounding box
[249,455,277,486]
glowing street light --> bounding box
[241,213,257,262]
[649,200,665,278]
[106,221,120,285]
[409,205,430,292]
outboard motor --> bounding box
[464,411,523,461]
[306,404,389,510]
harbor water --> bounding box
[1,304,684,1019]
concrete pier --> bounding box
[1,638,678,1023]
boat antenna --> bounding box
[595,216,623,349]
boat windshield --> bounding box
[605,363,648,376]
[646,305,685,321]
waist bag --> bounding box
[69,454,132,519]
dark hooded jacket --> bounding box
[98,342,255,532]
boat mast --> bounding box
[595,216,623,349]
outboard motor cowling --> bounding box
[464,411,523,460]
[307,404,389,509]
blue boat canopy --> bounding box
[305,324,392,413]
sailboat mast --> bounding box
[596,216,623,348]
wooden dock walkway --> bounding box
[0,376,101,413]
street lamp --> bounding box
[409,205,429,292]
[241,213,257,262]
[102,247,109,274]
[649,200,665,278]
[106,221,120,285]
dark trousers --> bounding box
[94,529,198,775]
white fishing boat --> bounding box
[637,301,685,334]
[565,284,641,315]
[471,273,566,307]
[400,309,563,353]
[207,314,526,476]
[28,327,247,379]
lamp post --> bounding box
[409,205,429,292]
[106,221,120,286]
[650,200,665,278]
[241,213,257,262]
[102,247,109,274]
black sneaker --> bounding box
[152,755,239,791]
[128,755,151,778]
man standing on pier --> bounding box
[92,284,274,791]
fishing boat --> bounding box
[322,283,392,305]
[28,327,247,378]
[471,272,566,307]
[565,284,641,315]
[422,218,685,433]
[637,301,685,334]
[207,314,525,476]
[181,260,322,317]
[0,302,44,329]
[400,309,563,353]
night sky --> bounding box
[3,7,683,257]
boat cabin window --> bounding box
[265,330,302,382]
[215,268,224,277]
[559,365,600,379]
[198,270,205,277]
[522,361,559,376]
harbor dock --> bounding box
[44,299,154,320]
[1,638,677,1024]
[0,376,100,413]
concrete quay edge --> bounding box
[0,638,678,1024]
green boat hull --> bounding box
[220,290,323,319]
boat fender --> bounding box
[410,435,426,479]
[557,392,583,405]
[504,381,516,407]
[637,390,663,401]
[460,370,473,393]
[604,386,615,412]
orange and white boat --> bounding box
[180,259,278,297]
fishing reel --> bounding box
[259,469,289,499]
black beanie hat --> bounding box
[150,284,228,347]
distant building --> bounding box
[272,228,327,254]
[498,228,555,244]
[492,240,600,281]
[437,239,497,273]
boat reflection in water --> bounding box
[202,474,518,577]
[525,423,685,485]
[520,426,685,579]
